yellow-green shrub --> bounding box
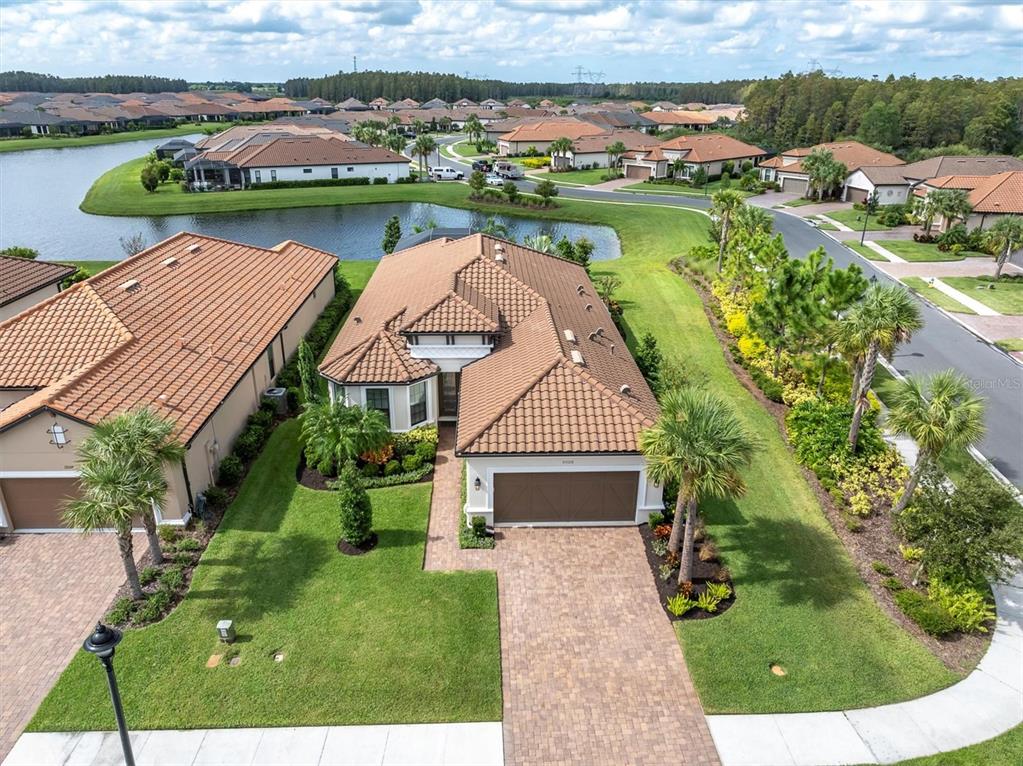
[927,580,995,633]
[725,311,748,337]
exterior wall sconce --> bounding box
[474,477,481,491]
[48,424,69,448]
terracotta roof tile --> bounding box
[657,134,766,163]
[778,141,904,175]
[0,257,75,308]
[967,171,1023,214]
[498,121,607,143]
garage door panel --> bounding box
[625,164,648,180]
[781,177,808,195]
[494,471,638,524]
[846,187,868,203]
[2,477,81,530]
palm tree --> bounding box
[386,114,401,134]
[928,188,972,232]
[671,157,686,180]
[733,204,773,238]
[300,401,391,472]
[847,285,923,450]
[594,274,622,306]
[886,370,986,514]
[63,408,185,598]
[464,113,484,146]
[711,189,746,272]
[985,216,1023,278]
[605,140,627,175]
[385,134,405,153]
[640,387,759,585]
[549,137,574,170]
[412,134,437,181]
[912,194,938,235]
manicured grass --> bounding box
[902,277,977,314]
[845,241,889,261]
[449,140,483,158]
[620,180,753,198]
[29,421,501,731]
[874,240,964,262]
[77,169,955,713]
[944,277,1023,315]
[63,260,120,277]
[0,124,203,154]
[827,208,894,231]
[545,168,615,185]
[813,219,839,231]
[782,197,819,208]
[891,724,1023,765]
[995,338,1023,352]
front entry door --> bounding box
[440,372,460,418]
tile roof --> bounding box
[228,136,406,168]
[657,134,766,163]
[0,233,337,442]
[641,110,715,125]
[0,257,75,309]
[778,141,904,175]
[499,121,608,143]
[569,129,657,154]
[967,171,1023,214]
[319,235,658,455]
[900,155,1023,180]
[856,165,911,185]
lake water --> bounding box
[0,137,620,262]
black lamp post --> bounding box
[83,623,135,766]
[860,190,880,246]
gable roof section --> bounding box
[0,233,337,441]
[0,256,76,309]
[779,141,904,176]
[968,171,1023,214]
[228,136,406,168]
[658,133,766,163]
[569,129,656,154]
[499,120,607,143]
[900,155,1023,180]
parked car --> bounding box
[430,166,464,181]
[494,161,524,179]
[472,159,492,172]
[485,174,505,187]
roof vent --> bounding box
[585,303,593,311]
[354,316,362,324]
[495,251,506,263]
[161,256,179,267]
[119,279,140,291]
[620,383,631,395]
[563,329,577,343]
[595,327,605,336]
[576,284,585,294]
[588,331,598,341]
[570,349,585,365]
[185,243,201,254]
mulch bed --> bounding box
[297,453,435,490]
[337,533,378,556]
[674,261,991,673]
[640,523,736,622]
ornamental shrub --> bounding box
[401,454,423,472]
[106,597,136,625]
[136,588,172,624]
[725,311,748,336]
[414,440,437,462]
[927,581,995,633]
[384,459,402,476]
[217,455,243,486]
[667,594,696,617]
[337,461,373,545]
[248,408,273,431]
[204,485,229,510]
[894,589,956,636]
[360,461,381,478]
[232,425,265,462]
[159,565,185,592]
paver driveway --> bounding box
[425,428,719,766]
[0,532,145,761]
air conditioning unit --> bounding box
[263,387,288,414]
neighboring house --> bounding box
[649,101,679,111]
[369,97,390,110]
[154,137,194,161]
[578,110,658,134]
[758,140,904,196]
[453,98,479,108]
[421,98,449,110]
[0,257,75,323]
[186,134,408,188]
[552,129,657,170]
[641,110,716,131]
[538,99,556,109]
[479,98,506,110]
[916,171,1023,231]
[843,155,1023,204]
[0,233,337,532]
[497,120,607,155]
[621,133,766,180]
[318,234,663,526]
[336,97,370,111]
[507,99,528,107]
[388,98,421,110]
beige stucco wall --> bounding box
[1,284,60,323]
[0,412,88,473]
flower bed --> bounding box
[298,424,439,490]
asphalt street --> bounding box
[434,138,1023,487]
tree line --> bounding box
[737,70,1023,158]
[0,70,188,93]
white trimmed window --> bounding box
[365,388,391,428]
[409,381,427,427]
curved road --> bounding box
[434,138,1023,487]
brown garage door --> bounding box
[1,477,81,530]
[493,471,638,524]
[625,164,649,180]
[846,186,868,203]
[781,176,809,195]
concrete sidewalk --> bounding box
[2,722,503,766]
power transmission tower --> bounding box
[353,56,357,73]
[571,65,587,97]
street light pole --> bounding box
[860,190,879,246]
[83,623,135,766]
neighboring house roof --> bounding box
[578,111,657,130]
[0,257,75,309]
[778,141,904,176]
[224,136,406,168]
[394,228,474,252]
[0,233,337,441]
[650,101,679,110]
[454,98,478,107]
[966,171,1023,214]
[855,165,911,185]
[336,97,369,110]
[641,110,716,126]
[421,98,448,109]
[917,175,988,192]
[319,235,658,456]
[656,134,766,163]
[498,121,608,143]
[194,123,350,151]
[569,129,658,154]
[899,155,1023,181]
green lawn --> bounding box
[0,124,204,154]
[943,277,1023,315]
[845,241,889,261]
[827,208,894,231]
[902,277,977,314]
[30,421,501,731]
[875,240,965,262]
[545,168,614,185]
[995,338,1023,352]
[449,140,483,158]
[620,180,753,198]
[782,197,819,208]
[77,169,956,713]
[64,260,120,277]
[890,724,1023,765]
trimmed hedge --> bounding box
[342,462,433,489]
[248,177,375,190]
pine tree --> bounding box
[381,215,402,254]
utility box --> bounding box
[217,619,236,643]
[263,387,288,414]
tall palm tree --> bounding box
[912,194,938,235]
[801,148,834,200]
[928,188,973,232]
[549,137,574,170]
[412,134,437,181]
[848,285,923,450]
[464,113,484,146]
[711,189,746,272]
[985,215,1023,278]
[886,370,986,514]
[63,408,185,597]
[640,387,759,585]
[605,140,627,174]
[300,401,391,472]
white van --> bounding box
[429,166,464,181]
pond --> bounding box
[0,138,620,262]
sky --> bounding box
[1,0,1022,84]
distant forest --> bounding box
[0,71,188,93]
[283,70,751,105]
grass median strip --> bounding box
[944,277,1023,315]
[902,277,977,314]
[845,241,889,261]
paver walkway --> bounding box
[0,532,146,762]
[425,427,719,766]
[3,722,503,766]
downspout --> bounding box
[181,458,194,514]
